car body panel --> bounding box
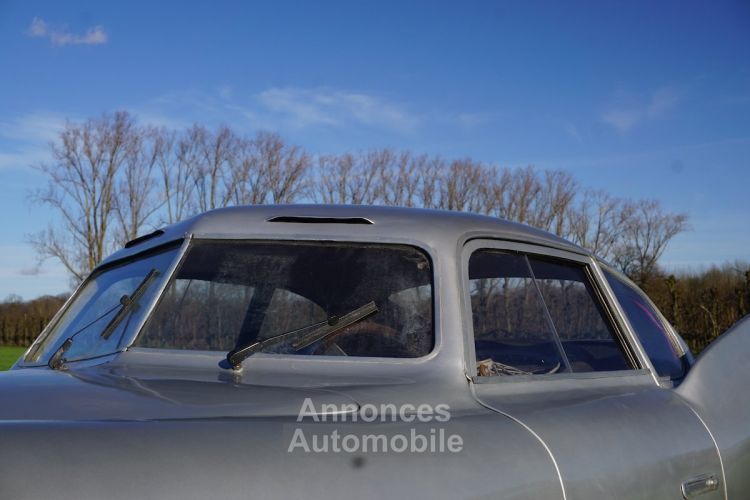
[677,315,750,498]
[474,374,725,499]
[462,238,725,498]
[1,351,565,500]
[2,205,746,499]
[1,416,563,500]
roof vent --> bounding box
[267,216,373,225]
[125,229,165,248]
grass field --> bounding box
[0,346,27,370]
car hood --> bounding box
[0,365,360,422]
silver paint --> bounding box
[1,204,745,500]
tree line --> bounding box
[0,110,742,352]
[28,111,687,285]
[0,294,66,347]
[4,266,747,353]
[642,263,750,353]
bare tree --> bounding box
[567,190,634,260]
[379,152,426,207]
[255,132,310,204]
[229,132,310,204]
[28,112,690,294]
[314,151,383,204]
[504,166,544,225]
[535,170,577,236]
[486,166,576,236]
[612,199,689,285]
[157,128,196,225]
[416,156,443,209]
[191,125,240,212]
[114,126,162,244]
[437,158,493,212]
[29,111,140,282]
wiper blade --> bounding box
[227,301,378,370]
[46,301,122,370]
[100,269,160,340]
[45,270,161,370]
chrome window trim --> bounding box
[459,238,658,384]
[597,262,688,383]
[127,234,444,367]
[472,368,652,384]
[119,235,193,351]
[599,262,687,357]
[587,260,660,384]
[18,236,189,367]
[19,272,88,366]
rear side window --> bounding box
[469,250,632,376]
[603,269,684,379]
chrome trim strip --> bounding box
[681,402,728,500]
[122,234,445,367]
[470,382,567,500]
[473,369,652,384]
[459,238,654,382]
[599,261,689,359]
[18,276,86,366]
[121,234,193,350]
[589,259,660,385]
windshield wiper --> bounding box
[46,269,161,370]
[47,300,122,370]
[100,269,160,340]
[226,301,378,370]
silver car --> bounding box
[3,205,748,499]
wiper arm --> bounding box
[48,338,73,370]
[100,269,160,340]
[227,301,378,370]
[47,301,122,370]
[47,269,161,370]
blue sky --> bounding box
[1,0,749,299]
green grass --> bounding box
[0,346,27,371]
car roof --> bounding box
[99,204,588,267]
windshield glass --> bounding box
[25,244,180,365]
[135,240,434,358]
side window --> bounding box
[528,257,630,372]
[603,269,685,379]
[469,251,566,375]
[469,249,632,376]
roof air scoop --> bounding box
[266,216,373,225]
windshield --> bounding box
[135,240,434,359]
[24,244,181,365]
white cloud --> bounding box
[256,87,419,132]
[0,112,68,170]
[26,17,107,47]
[0,111,66,143]
[132,86,423,135]
[602,86,682,133]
